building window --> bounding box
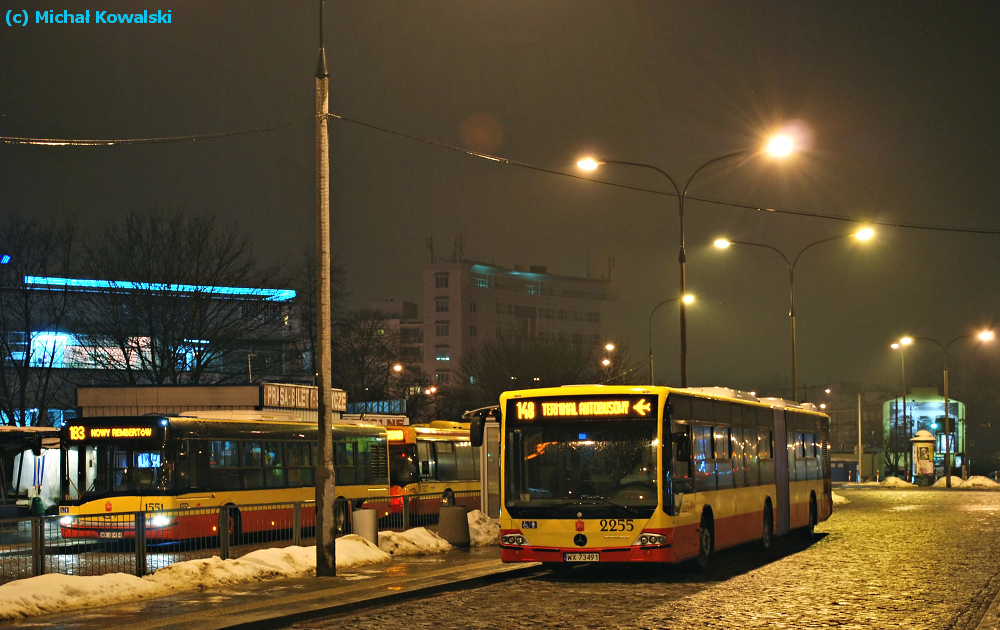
[435,346,451,361]
[469,325,477,337]
[525,284,540,295]
[435,371,451,385]
[469,300,477,313]
[473,276,489,289]
[435,273,449,289]
[435,321,450,336]
[587,311,600,323]
[435,297,449,313]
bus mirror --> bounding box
[674,432,691,462]
[470,416,484,447]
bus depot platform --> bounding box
[5,547,538,630]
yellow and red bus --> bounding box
[378,421,481,519]
[471,385,830,568]
[58,412,390,540]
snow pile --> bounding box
[932,476,963,488]
[0,533,392,621]
[378,527,452,556]
[831,492,850,505]
[960,476,1000,489]
[881,476,915,488]
[467,509,500,546]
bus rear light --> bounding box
[500,534,530,546]
[635,533,667,546]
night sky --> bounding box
[3,1,999,396]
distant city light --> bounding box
[824,388,831,394]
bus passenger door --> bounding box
[772,409,790,536]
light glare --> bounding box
[979,331,996,341]
[682,294,695,304]
[855,228,875,240]
[765,135,794,158]
[577,158,600,171]
[714,239,731,248]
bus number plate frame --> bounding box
[99,531,123,539]
[564,552,599,562]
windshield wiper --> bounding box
[577,495,639,517]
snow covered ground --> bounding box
[831,492,850,505]
[0,510,499,622]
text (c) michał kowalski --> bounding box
[34,10,172,24]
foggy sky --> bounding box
[2,1,999,397]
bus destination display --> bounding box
[507,395,657,422]
[66,424,163,442]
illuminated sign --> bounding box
[507,395,658,421]
[386,429,406,442]
[67,425,157,441]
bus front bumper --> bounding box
[500,544,676,563]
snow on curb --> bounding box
[0,512,501,622]
[881,476,916,488]
[468,509,500,546]
[831,491,850,505]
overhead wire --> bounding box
[326,112,1000,237]
[0,123,292,146]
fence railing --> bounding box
[0,490,480,585]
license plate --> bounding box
[98,531,123,539]
[564,552,599,562]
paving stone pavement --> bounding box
[291,488,1000,629]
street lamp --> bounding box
[714,227,874,401]
[648,294,695,385]
[910,330,995,487]
[890,337,912,478]
[577,133,794,387]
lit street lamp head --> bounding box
[855,227,875,240]
[979,330,996,341]
[605,343,615,351]
[393,364,403,372]
[576,158,601,171]
[900,337,913,345]
[601,358,611,366]
[891,343,900,349]
[713,239,732,249]
[682,294,695,304]
[765,134,795,158]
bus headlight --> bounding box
[634,533,667,546]
[500,534,530,546]
[150,515,172,528]
[59,516,73,526]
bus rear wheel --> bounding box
[801,496,817,540]
[695,514,713,571]
[760,504,773,552]
[335,500,351,536]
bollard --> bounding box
[437,506,470,547]
[353,508,378,546]
[31,517,45,577]
[293,502,302,546]
[219,506,230,560]
[401,495,410,530]
[135,512,148,577]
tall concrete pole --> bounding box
[857,393,863,481]
[314,0,337,577]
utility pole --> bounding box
[314,0,337,577]
[857,393,863,482]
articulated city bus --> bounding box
[471,385,831,567]
[373,422,481,520]
[58,412,390,540]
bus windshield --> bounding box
[75,444,171,497]
[505,419,657,518]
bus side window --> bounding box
[436,442,458,481]
[264,441,285,488]
[456,444,476,480]
[417,441,434,479]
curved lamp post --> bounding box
[648,294,695,385]
[577,134,794,387]
[714,227,874,401]
[908,330,995,487]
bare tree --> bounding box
[332,309,403,402]
[72,209,288,385]
[0,216,80,426]
[287,247,347,378]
